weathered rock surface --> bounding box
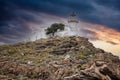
[0,36,120,80]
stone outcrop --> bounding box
[0,36,120,80]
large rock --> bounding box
[81,60,120,80]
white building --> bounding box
[68,12,79,36]
[57,12,79,36]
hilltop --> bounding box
[0,36,120,80]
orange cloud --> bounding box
[80,22,120,56]
[84,24,120,45]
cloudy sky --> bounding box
[0,0,120,56]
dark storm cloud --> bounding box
[5,0,94,16]
[94,0,120,10]
[0,0,120,43]
[88,0,120,32]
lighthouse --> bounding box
[68,12,79,35]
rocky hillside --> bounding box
[0,36,120,80]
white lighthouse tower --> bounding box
[68,12,79,35]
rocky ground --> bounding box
[0,36,120,80]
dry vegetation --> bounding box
[0,36,120,80]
